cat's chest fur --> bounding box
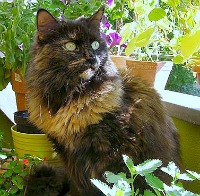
[28,79,123,145]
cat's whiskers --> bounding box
[39,105,43,123]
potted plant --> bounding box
[0,0,105,166]
[101,0,174,87]
[0,0,103,110]
[187,56,200,85]
[0,130,47,195]
[0,0,36,110]
[6,110,61,167]
[103,0,200,88]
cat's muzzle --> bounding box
[80,68,95,80]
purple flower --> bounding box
[101,31,121,48]
[101,15,111,29]
[18,43,23,51]
[101,32,112,46]
[59,13,65,19]
[109,32,121,48]
[107,0,114,7]
[60,0,65,4]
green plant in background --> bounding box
[0,0,199,93]
[0,0,35,90]
[118,0,200,63]
[91,155,200,196]
[0,0,105,91]
[166,64,200,97]
[0,131,44,195]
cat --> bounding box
[25,7,182,196]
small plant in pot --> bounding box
[0,130,44,195]
[11,111,61,167]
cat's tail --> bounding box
[24,164,69,196]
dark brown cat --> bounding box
[25,7,181,196]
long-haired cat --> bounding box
[25,7,181,196]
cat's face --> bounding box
[27,7,118,114]
[36,7,108,80]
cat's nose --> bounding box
[87,57,99,70]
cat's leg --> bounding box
[25,164,69,196]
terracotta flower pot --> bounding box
[192,66,200,85]
[11,70,27,111]
[110,55,173,88]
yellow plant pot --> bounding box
[11,125,61,166]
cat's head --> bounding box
[35,7,110,83]
[27,7,119,114]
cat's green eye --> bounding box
[65,42,76,51]
[91,41,99,50]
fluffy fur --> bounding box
[25,7,181,195]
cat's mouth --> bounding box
[79,62,100,80]
[80,68,95,80]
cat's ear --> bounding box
[37,9,59,41]
[88,6,105,30]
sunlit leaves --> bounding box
[180,29,200,61]
[125,27,155,56]
[136,159,162,176]
[91,155,200,195]
[120,23,134,45]
[173,55,184,64]
[161,0,180,7]
[148,8,166,22]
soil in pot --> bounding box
[14,110,42,134]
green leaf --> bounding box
[7,160,17,169]
[13,165,22,173]
[12,175,24,189]
[161,162,180,178]
[173,55,184,64]
[143,189,157,196]
[120,23,134,45]
[116,189,124,196]
[161,0,180,7]
[178,173,195,181]
[122,155,136,175]
[181,30,200,60]
[148,8,166,22]
[145,174,164,190]
[135,159,162,176]
[186,170,200,180]
[125,27,155,56]
[4,169,13,178]
[91,179,116,195]
[0,176,4,183]
[105,171,123,184]
[9,186,18,194]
